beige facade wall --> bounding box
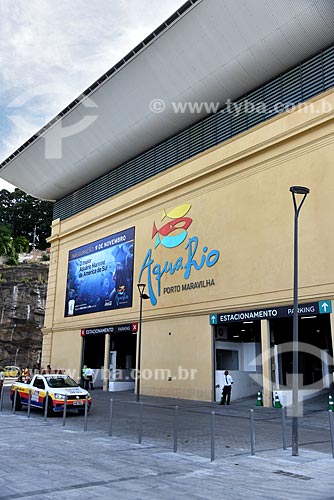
[43,90,334,400]
[140,315,213,400]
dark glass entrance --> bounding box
[83,334,105,368]
[269,314,332,387]
[82,333,136,370]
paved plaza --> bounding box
[1,386,334,499]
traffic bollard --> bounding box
[62,395,68,426]
[43,392,49,422]
[109,399,113,437]
[27,390,32,418]
[281,405,287,450]
[138,401,144,444]
[174,405,179,453]
[12,388,18,415]
[250,409,255,456]
[329,411,334,459]
[84,394,88,431]
[0,384,4,412]
[210,411,215,462]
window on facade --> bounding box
[216,349,239,370]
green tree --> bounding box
[0,224,19,264]
[0,189,53,250]
[6,250,18,266]
[0,224,14,256]
[13,235,30,253]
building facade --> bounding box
[1,1,334,404]
[45,85,334,404]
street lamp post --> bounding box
[290,185,310,456]
[136,283,150,402]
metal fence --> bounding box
[2,386,334,461]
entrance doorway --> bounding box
[109,332,136,391]
[83,334,105,368]
[270,314,332,389]
[82,331,137,389]
[82,334,105,388]
[214,321,262,401]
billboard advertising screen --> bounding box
[65,227,135,317]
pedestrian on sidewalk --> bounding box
[220,370,233,405]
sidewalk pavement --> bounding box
[1,388,334,499]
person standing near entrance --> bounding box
[85,367,94,390]
[220,370,233,405]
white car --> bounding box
[10,373,92,416]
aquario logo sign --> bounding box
[138,203,221,306]
[152,204,193,249]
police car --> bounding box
[10,373,92,416]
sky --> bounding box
[0,0,184,191]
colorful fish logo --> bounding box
[152,204,193,248]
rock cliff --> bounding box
[0,264,48,369]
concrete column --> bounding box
[261,319,272,407]
[41,329,53,369]
[103,334,110,391]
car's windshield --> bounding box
[47,376,79,388]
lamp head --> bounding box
[137,283,146,296]
[137,283,150,299]
[289,186,310,195]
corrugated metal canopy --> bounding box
[1,0,334,201]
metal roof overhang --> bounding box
[1,0,333,201]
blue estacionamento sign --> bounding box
[211,300,332,324]
[210,314,218,325]
[318,300,332,314]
